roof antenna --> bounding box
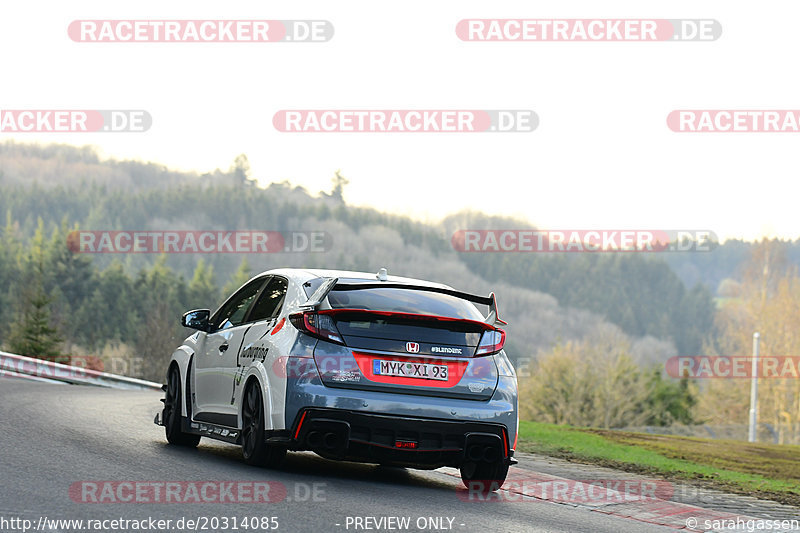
[376,267,388,281]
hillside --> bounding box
[0,141,749,373]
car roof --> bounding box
[256,268,454,290]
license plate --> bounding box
[373,360,448,381]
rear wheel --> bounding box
[164,366,200,447]
[241,382,286,467]
[459,460,509,492]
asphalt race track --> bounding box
[0,379,677,533]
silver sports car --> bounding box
[156,268,518,488]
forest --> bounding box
[1,141,798,441]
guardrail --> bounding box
[0,350,162,391]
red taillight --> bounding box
[289,311,345,345]
[475,329,505,356]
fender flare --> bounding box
[169,346,194,418]
[240,362,275,431]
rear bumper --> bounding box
[290,408,515,469]
[282,358,518,468]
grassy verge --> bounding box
[517,421,800,507]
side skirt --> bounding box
[177,418,293,447]
[181,417,241,444]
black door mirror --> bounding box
[182,309,211,332]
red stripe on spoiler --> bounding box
[319,308,497,331]
[352,352,468,388]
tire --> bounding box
[459,460,509,492]
[241,382,286,467]
[164,365,201,448]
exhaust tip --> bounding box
[483,446,499,463]
[323,432,338,449]
[307,431,322,447]
[467,445,483,462]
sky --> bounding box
[1,1,798,242]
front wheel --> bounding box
[241,382,286,467]
[164,366,200,448]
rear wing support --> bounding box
[486,292,508,327]
[299,277,339,310]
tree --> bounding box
[642,369,697,426]
[330,170,349,202]
[8,283,62,359]
[460,249,715,356]
[0,211,22,345]
[73,261,138,349]
[520,325,696,428]
[223,257,252,296]
[519,341,596,426]
[131,256,191,382]
[188,259,219,309]
[700,238,800,443]
[43,221,95,346]
[45,221,94,305]
[8,242,62,360]
[230,154,254,187]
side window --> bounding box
[247,277,288,323]
[212,277,266,331]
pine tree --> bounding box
[8,256,62,360]
[330,170,349,202]
[0,211,22,345]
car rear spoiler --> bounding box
[299,277,507,326]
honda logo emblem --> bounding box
[405,342,420,353]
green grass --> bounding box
[517,421,800,506]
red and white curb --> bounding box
[443,466,766,532]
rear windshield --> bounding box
[326,288,485,321]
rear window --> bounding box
[326,288,485,321]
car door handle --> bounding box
[219,344,229,353]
